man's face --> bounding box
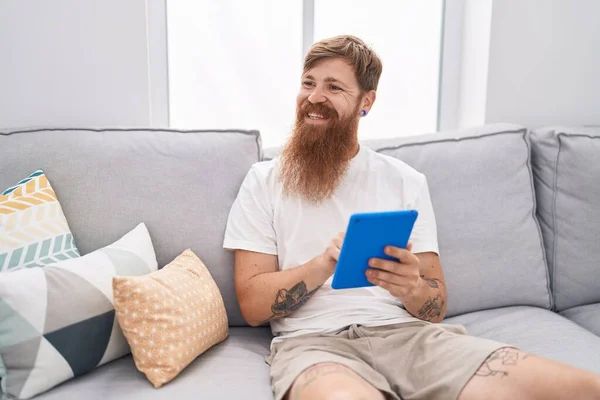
[296,58,363,127]
[278,58,368,204]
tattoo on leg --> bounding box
[260,281,320,324]
[417,292,444,320]
[295,364,355,393]
[475,348,529,378]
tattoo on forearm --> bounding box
[417,292,444,321]
[475,348,529,378]
[424,278,439,288]
[260,281,320,324]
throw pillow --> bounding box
[0,170,80,273]
[112,249,228,388]
[0,223,157,399]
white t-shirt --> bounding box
[223,146,439,343]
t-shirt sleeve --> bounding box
[223,165,278,255]
[408,176,439,255]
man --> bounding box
[223,35,600,400]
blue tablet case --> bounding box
[331,210,419,290]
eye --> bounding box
[302,80,314,88]
[329,85,342,92]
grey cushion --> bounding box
[530,126,600,311]
[369,125,551,317]
[560,303,600,337]
[0,128,261,327]
[264,125,551,317]
[445,306,600,373]
[32,327,273,400]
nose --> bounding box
[307,86,327,104]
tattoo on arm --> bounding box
[424,278,439,288]
[475,348,529,378]
[417,292,444,321]
[260,281,320,324]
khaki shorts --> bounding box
[266,322,509,400]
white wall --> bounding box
[0,0,168,129]
[485,0,600,127]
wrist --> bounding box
[313,253,336,280]
[402,277,427,302]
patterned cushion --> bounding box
[0,223,157,399]
[112,249,228,388]
[0,170,80,273]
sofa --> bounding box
[0,123,599,399]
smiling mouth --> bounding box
[307,113,326,120]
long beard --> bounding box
[279,101,360,204]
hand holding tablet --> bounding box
[331,210,418,290]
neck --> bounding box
[346,141,360,160]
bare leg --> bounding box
[459,348,600,400]
[286,363,387,400]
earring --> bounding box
[360,109,367,117]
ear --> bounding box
[360,90,376,115]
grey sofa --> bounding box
[1,123,599,399]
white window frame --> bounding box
[147,0,466,133]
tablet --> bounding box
[331,210,418,290]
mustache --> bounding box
[299,101,338,119]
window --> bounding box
[167,1,444,148]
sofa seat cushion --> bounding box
[560,303,600,337]
[445,306,600,373]
[31,327,273,400]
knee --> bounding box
[585,374,600,396]
[288,363,385,400]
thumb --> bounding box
[406,242,413,252]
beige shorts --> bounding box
[265,322,509,400]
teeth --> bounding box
[308,113,324,119]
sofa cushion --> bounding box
[530,126,600,311]
[1,170,80,272]
[445,306,600,373]
[0,128,261,327]
[31,327,273,400]
[366,124,551,317]
[560,303,600,337]
[0,223,157,400]
[113,249,229,388]
[265,124,551,317]
[264,124,552,316]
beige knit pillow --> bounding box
[112,249,228,388]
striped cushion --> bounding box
[0,170,80,273]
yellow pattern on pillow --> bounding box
[1,170,80,272]
[112,249,229,388]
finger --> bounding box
[367,275,408,295]
[367,275,394,292]
[329,246,341,261]
[369,258,414,275]
[407,242,413,252]
[384,246,419,264]
[333,236,343,249]
[365,268,403,285]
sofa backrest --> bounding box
[264,123,553,317]
[0,128,261,326]
[530,126,600,312]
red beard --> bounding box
[279,100,360,204]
